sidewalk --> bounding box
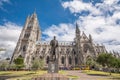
[65,71,112,80]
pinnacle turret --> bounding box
[82,31,86,37]
[76,23,80,34]
[89,34,92,43]
[75,23,81,39]
[33,11,37,18]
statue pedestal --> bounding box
[48,59,59,73]
[32,60,69,80]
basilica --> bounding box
[10,12,107,69]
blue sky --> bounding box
[0,0,120,59]
[0,0,77,30]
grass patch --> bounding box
[0,73,11,75]
[60,70,79,79]
[0,70,67,80]
[0,70,47,80]
[82,70,120,80]
[59,70,66,74]
[67,75,79,79]
[82,70,108,76]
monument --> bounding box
[48,36,59,73]
[32,36,69,80]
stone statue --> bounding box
[50,36,58,61]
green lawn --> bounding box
[0,70,67,80]
[0,70,47,80]
[1,70,119,80]
[82,70,120,80]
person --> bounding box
[50,36,58,61]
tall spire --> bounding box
[82,31,86,37]
[76,23,80,34]
[31,10,37,19]
[89,34,92,43]
[27,15,30,20]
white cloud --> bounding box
[62,0,101,15]
[43,23,75,41]
[112,11,120,20]
[77,15,120,51]
[103,0,119,5]
[44,0,120,52]
[1,0,120,60]
[0,22,22,59]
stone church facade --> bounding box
[10,12,107,69]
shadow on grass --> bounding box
[0,72,37,80]
[25,72,35,75]
[108,77,120,80]
[0,73,11,75]
[87,73,120,80]
[87,74,108,77]
[0,75,22,80]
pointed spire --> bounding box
[76,23,80,33]
[31,10,37,19]
[89,34,92,39]
[33,9,36,15]
[75,23,81,42]
[27,15,30,20]
[82,31,86,39]
[33,11,37,18]
[76,23,79,29]
[112,50,115,54]
[89,34,92,43]
[24,15,31,29]
[82,31,85,35]
[82,31,87,37]
[97,43,99,47]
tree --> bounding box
[0,61,9,71]
[96,53,119,74]
[97,53,107,67]
[86,57,93,66]
[9,63,16,70]
[14,56,24,70]
[31,58,44,72]
[86,57,95,69]
[116,58,120,68]
[112,58,120,73]
[86,57,102,70]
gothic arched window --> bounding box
[61,56,65,64]
[28,21,33,28]
[24,33,30,38]
[33,57,35,60]
[83,44,90,53]
[39,56,42,59]
[75,57,78,65]
[23,45,26,51]
[69,57,72,65]
[72,49,76,55]
[46,56,49,64]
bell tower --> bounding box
[10,12,41,69]
[74,23,84,66]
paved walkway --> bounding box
[65,71,113,80]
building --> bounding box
[10,12,107,69]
